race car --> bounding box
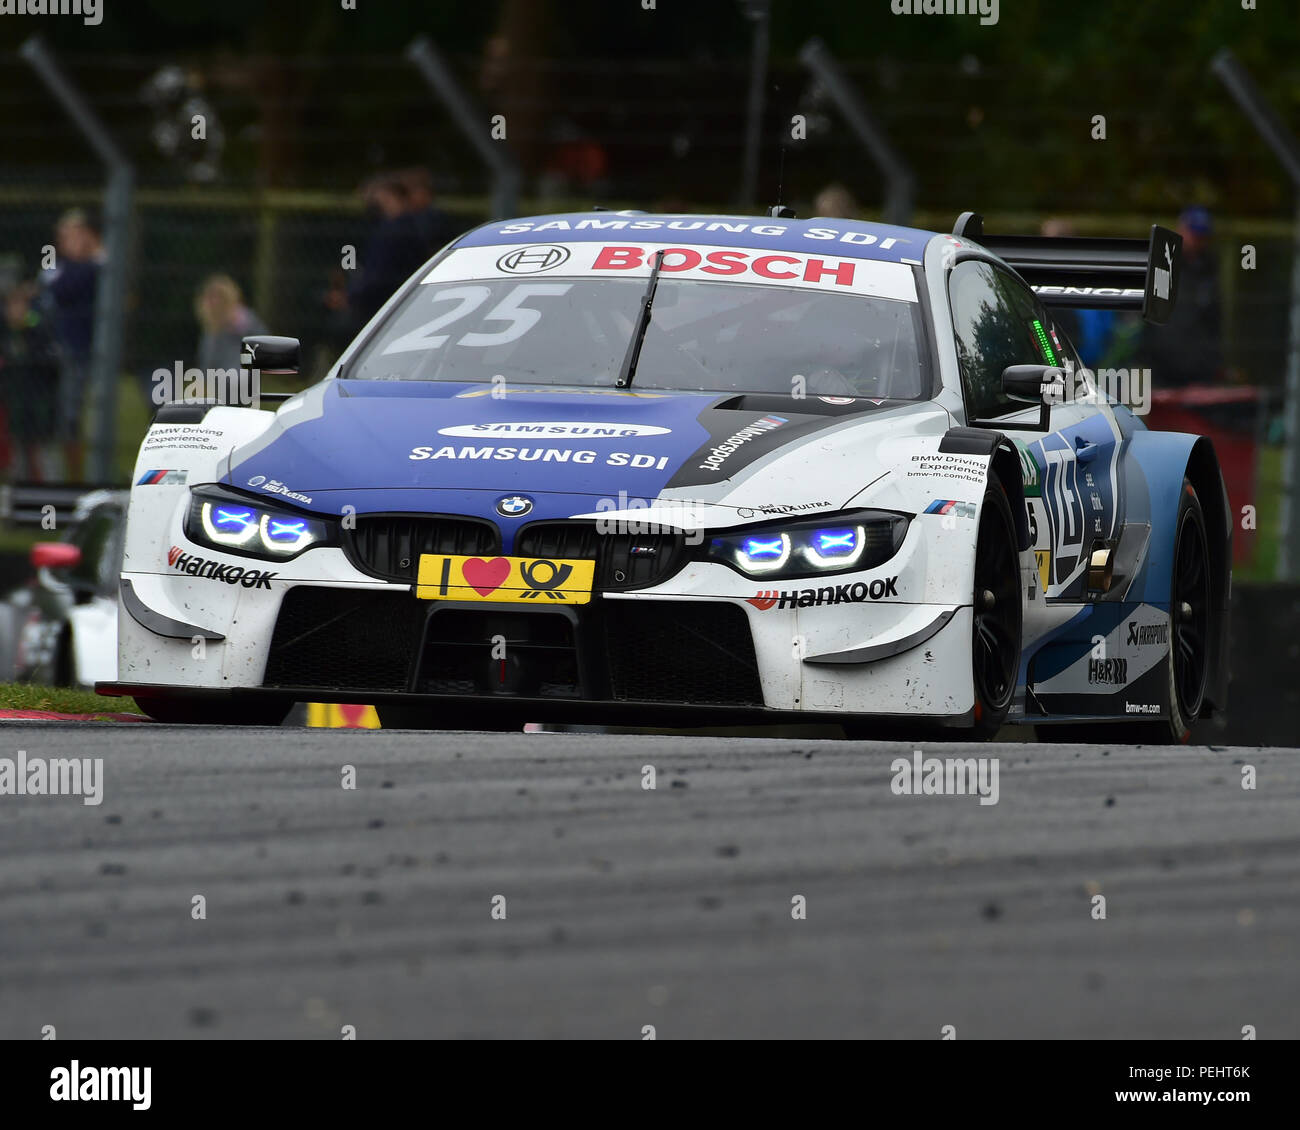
[0,490,126,689]
[97,208,1231,741]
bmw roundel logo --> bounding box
[247,475,267,487]
[496,245,570,274]
[496,495,533,517]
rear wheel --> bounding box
[1158,478,1211,742]
[136,695,292,726]
[1036,477,1212,745]
[969,482,1023,739]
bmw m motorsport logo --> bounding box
[136,469,187,485]
[167,547,277,588]
[496,245,570,273]
[747,576,898,610]
[698,415,787,474]
[496,495,533,516]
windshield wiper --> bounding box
[615,249,666,389]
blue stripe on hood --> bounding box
[225,381,718,512]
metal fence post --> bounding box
[738,0,771,210]
[1212,49,1300,580]
[20,36,133,486]
[798,38,914,226]
[406,36,521,221]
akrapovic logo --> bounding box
[1088,657,1128,685]
[748,576,898,610]
[168,546,277,588]
[1127,620,1170,647]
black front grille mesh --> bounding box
[345,515,499,582]
[264,590,764,708]
[603,600,763,705]
[516,521,685,590]
[264,587,422,691]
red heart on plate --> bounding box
[461,556,512,596]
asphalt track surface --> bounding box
[1,725,1296,1039]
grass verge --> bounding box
[0,683,143,716]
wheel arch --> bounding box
[1127,429,1231,716]
[1184,436,1232,713]
[937,426,1030,552]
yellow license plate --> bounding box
[415,554,596,604]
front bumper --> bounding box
[111,525,974,719]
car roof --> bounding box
[452,211,936,265]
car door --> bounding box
[947,257,1120,602]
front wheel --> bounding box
[969,481,1023,739]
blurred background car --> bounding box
[0,489,125,688]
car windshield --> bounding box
[345,276,931,400]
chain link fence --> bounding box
[1,47,1297,494]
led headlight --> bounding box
[707,510,908,579]
[185,487,333,561]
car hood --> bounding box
[222,379,924,519]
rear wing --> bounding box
[951,212,1181,325]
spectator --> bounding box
[396,167,456,258]
[41,207,103,479]
[538,118,609,200]
[813,183,859,219]
[1142,205,1222,387]
[346,174,429,329]
[195,274,266,373]
[0,282,60,483]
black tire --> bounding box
[53,628,75,689]
[1145,477,1211,743]
[1036,477,1212,745]
[136,695,292,726]
[375,704,525,731]
[0,605,18,681]
[969,481,1023,739]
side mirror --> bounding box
[31,542,81,570]
[241,335,300,375]
[999,364,1065,431]
[1002,364,1064,403]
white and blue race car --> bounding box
[98,209,1231,741]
